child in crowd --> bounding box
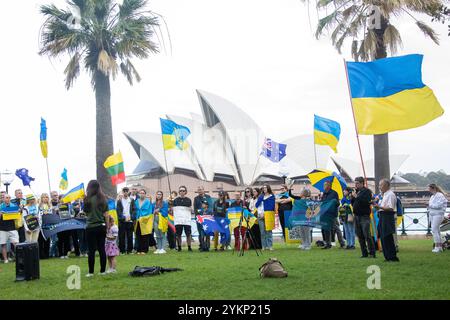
[105,215,119,273]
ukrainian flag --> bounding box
[107,199,119,226]
[62,183,85,204]
[1,205,21,221]
[160,118,191,150]
[347,54,444,135]
[40,118,48,158]
[59,168,68,191]
[314,115,341,153]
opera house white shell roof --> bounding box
[124,90,407,186]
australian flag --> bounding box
[261,138,287,163]
[197,215,230,245]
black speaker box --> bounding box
[15,242,40,281]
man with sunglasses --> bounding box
[194,186,211,251]
[173,186,193,252]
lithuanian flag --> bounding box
[104,152,125,186]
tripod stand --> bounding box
[233,210,262,257]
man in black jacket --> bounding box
[352,176,376,258]
[116,187,136,254]
[320,181,340,249]
[193,186,211,251]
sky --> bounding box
[1,0,449,194]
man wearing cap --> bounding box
[194,186,211,251]
[116,187,136,254]
[22,195,41,243]
[198,200,212,251]
[320,181,340,249]
[0,194,19,263]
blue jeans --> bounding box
[258,218,273,249]
[50,234,58,257]
[77,229,88,254]
[343,222,355,247]
[153,215,166,250]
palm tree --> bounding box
[39,0,164,196]
[304,0,443,191]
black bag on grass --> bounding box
[128,266,183,277]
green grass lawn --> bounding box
[0,239,448,300]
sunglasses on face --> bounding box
[179,190,186,192]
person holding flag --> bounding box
[153,191,169,254]
[134,189,153,255]
[255,185,276,251]
[0,194,20,263]
[22,195,42,243]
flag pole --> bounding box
[343,58,368,187]
[45,158,52,195]
[161,145,172,195]
[313,137,318,169]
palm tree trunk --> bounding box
[94,70,116,198]
[373,15,390,193]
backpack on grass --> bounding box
[259,258,288,278]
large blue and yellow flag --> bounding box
[160,118,191,150]
[288,198,339,231]
[62,183,85,204]
[59,168,68,191]
[40,118,48,158]
[134,199,154,235]
[314,115,341,153]
[346,54,444,135]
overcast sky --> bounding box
[1,0,449,194]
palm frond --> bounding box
[315,10,341,39]
[383,24,403,55]
[416,20,440,44]
[98,49,118,79]
[64,52,81,89]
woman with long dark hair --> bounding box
[255,184,276,251]
[248,188,262,250]
[84,180,109,277]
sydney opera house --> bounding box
[124,90,409,197]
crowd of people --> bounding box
[0,177,448,276]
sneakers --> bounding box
[98,272,107,276]
[86,273,94,278]
[106,269,117,274]
[4,259,9,264]
[226,245,232,250]
[432,247,443,253]
[268,248,274,251]
[154,249,161,254]
[160,249,167,254]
